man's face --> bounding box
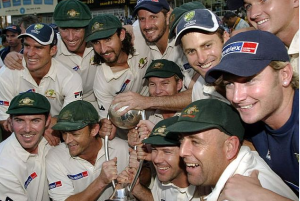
[6,30,21,48]
[181,31,224,77]
[62,126,94,158]
[59,27,86,55]
[151,145,186,186]
[10,114,50,154]
[244,0,297,36]
[138,9,168,43]
[179,129,228,186]
[148,76,182,97]
[23,37,56,73]
[92,32,124,66]
[224,66,284,125]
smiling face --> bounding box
[59,27,86,56]
[181,31,226,77]
[179,129,229,186]
[148,76,182,97]
[11,114,50,154]
[138,9,168,43]
[244,0,297,37]
[151,145,187,186]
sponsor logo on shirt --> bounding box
[222,42,258,57]
[116,79,131,94]
[74,91,83,98]
[183,63,192,70]
[0,100,9,106]
[99,105,105,111]
[24,172,37,189]
[49,181,63,190]
[67,171,88,180]
[73,66,80,71]
[20,89,36,94]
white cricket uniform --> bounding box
[204,146,298,201]
[192,76,229,104]
[46,137,129,201]
[94,36,151,120]
[288,30,299,74]
[0,134,51,201]
[0,58,83,120]
[55,35,99,111]
[133,22,196,90]
[151,176,201,201]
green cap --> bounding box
[166,99,244,141]
[52,100,99,131]
[169,1,206,39]
[6,92,50,115]
[85,14,122,42]
[54,0,92,28]
[142,116,180,145]
[144,59,184,80]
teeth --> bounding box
[158,167,169,170]
[200,61,212,69]
[186,163,199,167]
[257,19,268,25]
[240,104,253,109]
[23,134,33,138]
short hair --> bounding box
[20,15,39,30]
[223,11,237,20]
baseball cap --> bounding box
[175,9,222,45]
[3,25,21,35]
[226,0,244,10]
[85,14,122,42]
[142,116,180,145]
[132,0,170,17]
[18,23,57,46]
[52,100,99,131]
[205,30,290,83]
[53,0,92,28]
[169,1,206,39]
[144,59,184,80]
[6,92,50,115]
[166,99,244,142]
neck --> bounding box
[170,170,189,188]
[10,43,22,52]
[107,51,129,72]
[29,62,52,85]
[80,137,102,166]
[155,28,170,55]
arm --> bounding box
[218,170,297,201]
[112,89,192,115]
[3,52,24,70]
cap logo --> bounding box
[222,41,259,57]
[67,9,80,18]
[45,89,56,99]
[169,13,175,26]
[139,57,148,68]
[183,11,196,28]
[31,24,44,34]
[182,105,199,118]
[153,125,167,136]
[19,97,34,106]
[60,110,73,120]
[92,22,104,33]
[152,62,164,69]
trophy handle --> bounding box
[105,115,116,189]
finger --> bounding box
[250,170,259,178]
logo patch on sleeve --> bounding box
[49,181,63,190]
[0,100,9,106]
[24,172,37,189]
[67,171,88,180]
[222,42,259,57]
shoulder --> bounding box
[46,143,69,161]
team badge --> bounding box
[169,13,175,27]
[92,22,104,33]
[152,62,163,69]
[45,89,56,99]
[184,11,195,22]
[138,57,148,69]
[19,97,34,106]
[67,9,80,18]
[182,105,199,118]
[31,23,44,34]
[153,125,167,137]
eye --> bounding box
[185,49,195,55]
[244,3,251,11]
[223,81,234,88]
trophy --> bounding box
[105,103,145,201]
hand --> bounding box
[98,157,118,186]
[4,52,23,70]
[128,128,140,147]
[137,120,153,139]
[129,147,139,169]
[117,167,137,184]
[136,144,152,161]
[111,92,149,116]
[99,118,116,140]
[44,117,60,146]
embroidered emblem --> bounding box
[153,125,167,137]
[139,57,148,68]
[184,11,195,22]
[45,89,56,99]
[67,9,80,18]
[182,105,199,118]
[92,22,104,33]
[19,97,34,106]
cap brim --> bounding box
[142,135,179,145]
[18,34,53,45]
[55,20,90,28]
[167,120,222,134]
[132,4,163,17]
[6,108,49,115]
[205,57,271,83]
[85,28,117,42]
[144,71,177,79]
[52,121,87,131]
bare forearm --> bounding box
[132,183,153,201]
[147,89,192,111]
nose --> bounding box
[24,122,31,133]
[154,85,163,95]
[153,151,164,164]
[179,138,191,158]
[248,3,262,22]
[94,41,107,55]
[26,47,35,57]
[66,29,76,41]
[231,83,247,104]
[64,133,73,144]
[196,50,207,65]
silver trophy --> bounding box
[105,104,146,201]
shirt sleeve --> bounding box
[0,69,15,120]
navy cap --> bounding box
[18,23,57,46]
[175,9,222,45]
[3,25,21,35]
[226,0,244,10]
[205,30,290,83]
[132,0,170,17]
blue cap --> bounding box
[3,25,21,35]
[205,30,290,83]
[18,23,57,46]
[175,9,223,45]
[132,0,170,17]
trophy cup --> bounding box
[105,103,146,201]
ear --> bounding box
[166,8,172,26]
[120,28,126,42]
[45,115,52,128]
[50,45,57,57]
[176,79,183,92]
[91,124,100,137]
[279,63,293,87]
[222,30,230,44]
[224,136,240,160]
[293,0,299,8]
